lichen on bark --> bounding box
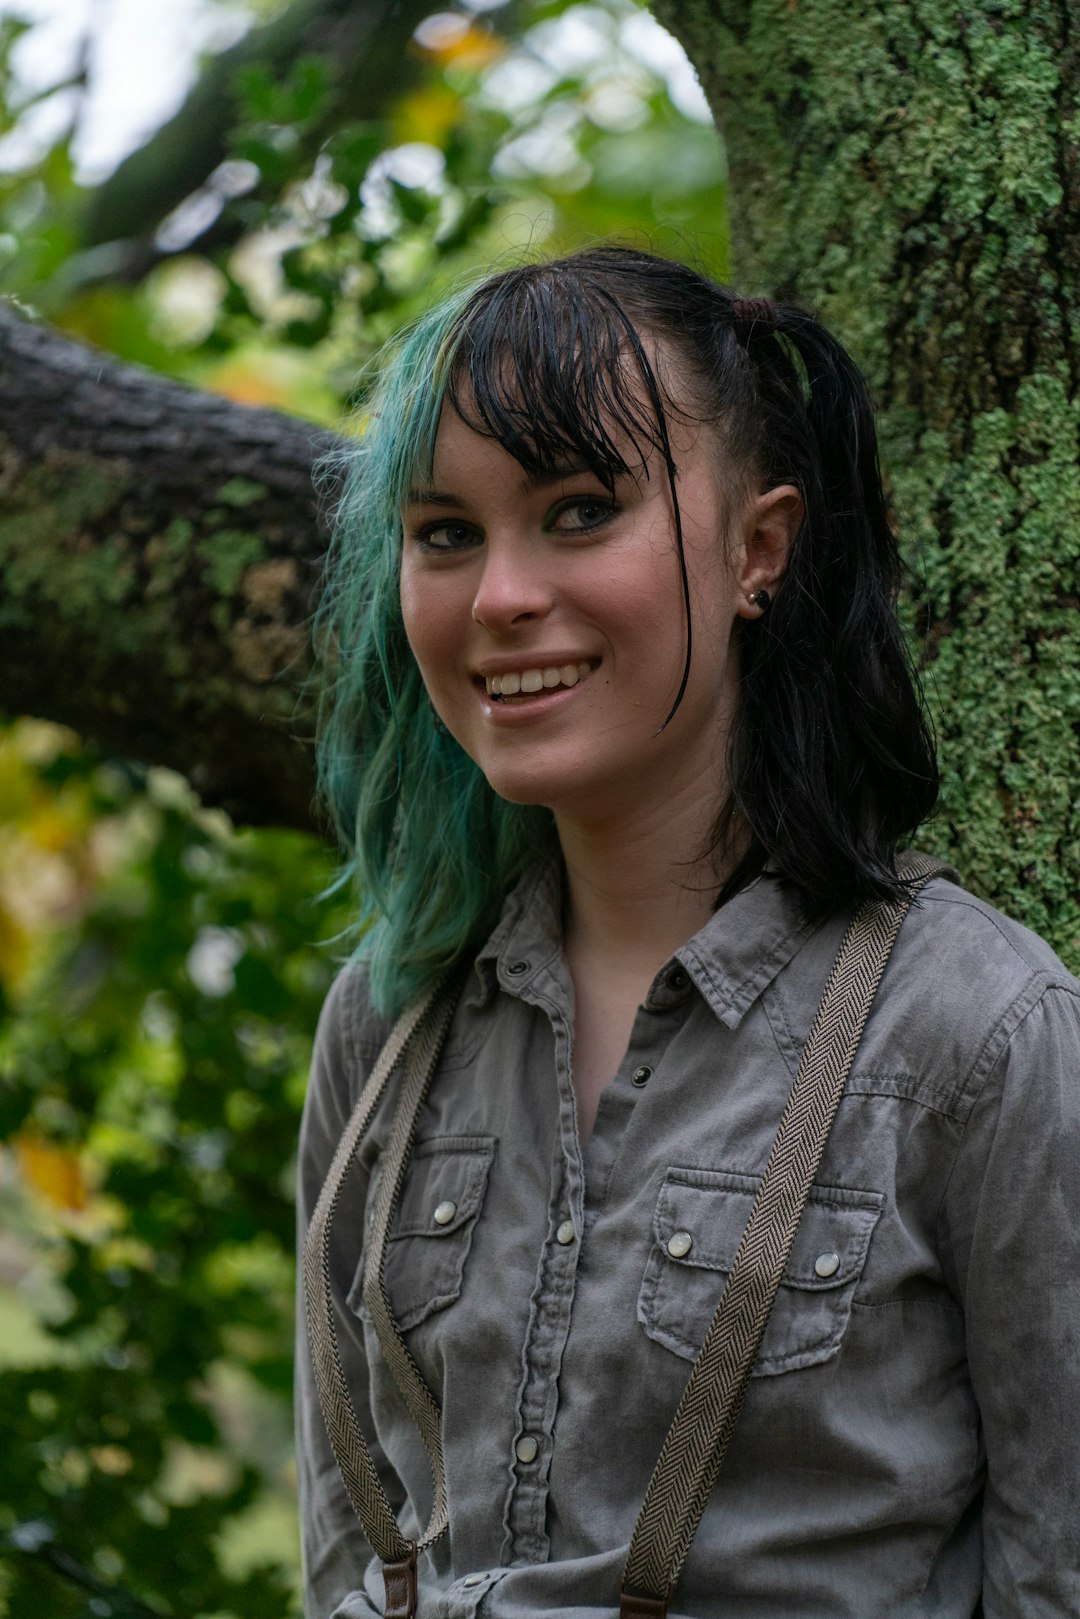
[0,310,336,829]
[657,0,1079,966]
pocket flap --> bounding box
[653,1168,882,1290]
[640,1167,884,1375]
[348,1135,496,1331]
[392,1136,496,1239]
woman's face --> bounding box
[399,382,797,830]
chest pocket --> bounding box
[638,1167,883,1377]
[347,1135,496,1332]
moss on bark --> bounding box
[0,310,335,829]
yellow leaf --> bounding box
[89,1445,134,1476]
[204,359,293,409]
[16,1135,87,1212]
[413,18,506,69]
[0,896,30,992]
[395,85,462,147]
[25,798,84,855]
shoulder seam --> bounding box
[937,978,1080,1245]
[919,888,1078,988]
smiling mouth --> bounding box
[483,661,594,700]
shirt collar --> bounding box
[468,853,564,1008]
[469,855,821,1029]
[676,873,820,1028]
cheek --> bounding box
[599,527,685,634]
[399,570,459,686]
[399,564,435,650]
[680,526,741,646]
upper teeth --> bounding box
[486,661,591,697]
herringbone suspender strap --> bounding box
[303,971,461,1619]
[619,854,946,1616]
[305,859,946,1619]
[360,975,464,1542]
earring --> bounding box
[748,588,771,611]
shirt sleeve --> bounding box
[295,967,397,1619]
[941,981,1080,1617]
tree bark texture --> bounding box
[0,308,335,829]
[656,0,1079,964]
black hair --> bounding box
[438,246,938,915]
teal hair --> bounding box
[314,286,552,1018]
[316,246,938,1017]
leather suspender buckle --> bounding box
[619,1590,669,1619]
[383,1545,418,1618]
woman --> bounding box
[297,248,1080,1618]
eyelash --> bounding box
[546,497,617,534]
[407,496,617,554]
[411,521,479,554]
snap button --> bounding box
[515,1434,539,1464]
[814,1250,841,1278]
[667,1230,693,1259]
[632,1065,653,1087]
[463,1573,486,1588]
[667,965,689,991]
[556,1220,576,1245]
[507,960,530,975]
[433,1200,457,1226]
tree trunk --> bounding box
[0,308,334,829]
[655,0,1079,963]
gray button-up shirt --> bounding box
[296,863,1080,1618]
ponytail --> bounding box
[713,297,938,910]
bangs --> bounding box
[442,266,675,489]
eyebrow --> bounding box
[405,462,600,508]
[404,489,464,508]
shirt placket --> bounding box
[495,952,585,1566]
[584,958,696,1220]
[494,952,697,1569]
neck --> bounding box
[556,788,728,981]
[552,775,739,1146]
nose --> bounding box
[471,536,554,633]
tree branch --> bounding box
[79,0,442,261]
[0,308,336,830]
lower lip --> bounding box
[477,671,593,725]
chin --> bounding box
[462,745,580,811]
[472,758,576,811]
[482,765,623,821]
[484,774,561,810]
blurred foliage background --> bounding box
[0,2,726,1612]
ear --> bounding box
[732,483,803,619]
